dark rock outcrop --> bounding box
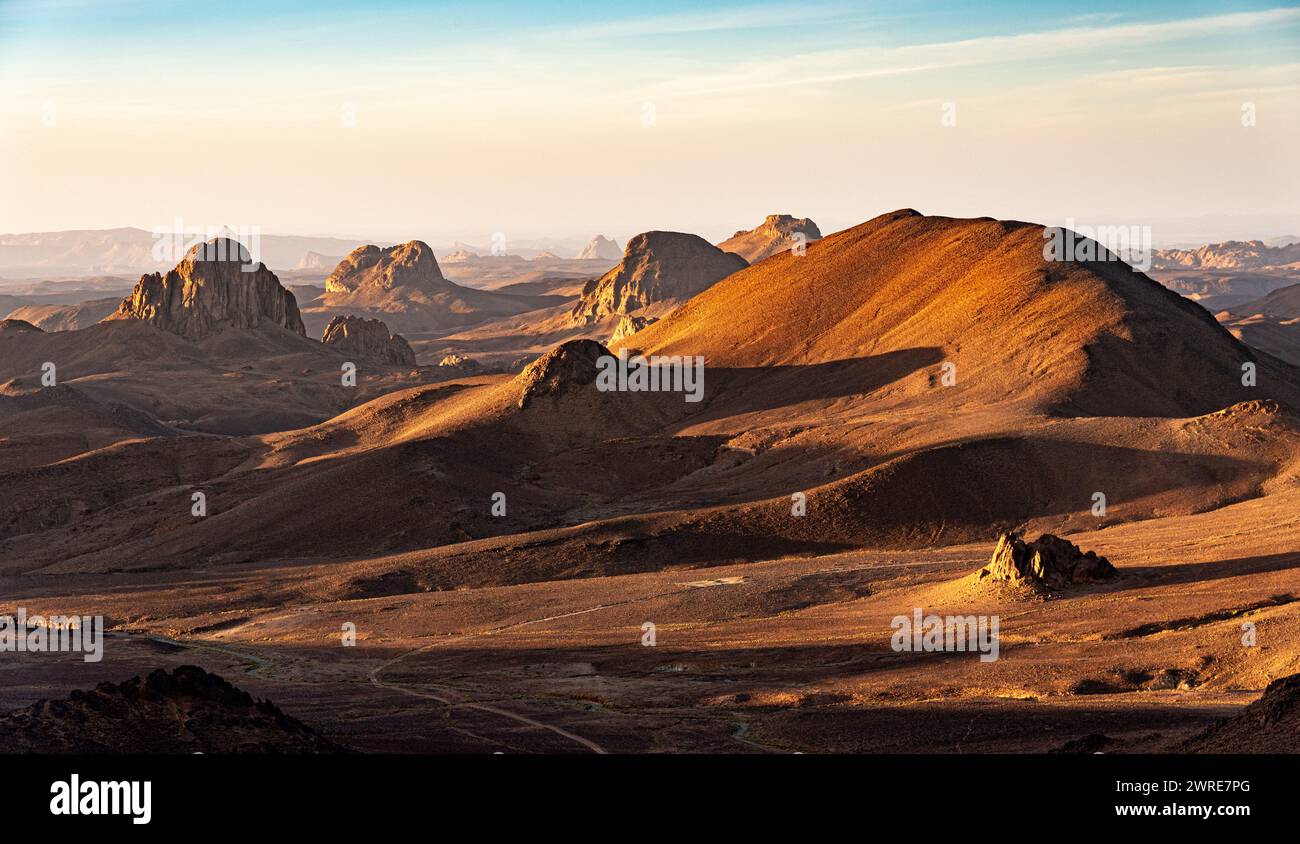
[0,665,346,753]
[976,531,1116,591]
[516,339,608,408]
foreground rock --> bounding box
[1179,673,1300,753]
[976,532,1117,592]
[107,238,306,341]
[321,315,416,366]
[569,231,747,325]
[0,665,346,753]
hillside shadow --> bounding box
[1099,550,1300,593]
[684,347,945,422]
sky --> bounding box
[1,0,1298,245]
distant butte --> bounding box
[718,214,822,262]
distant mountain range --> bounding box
[0,228,616,275]
[0,227,369,275]
[1153,239,1300,270]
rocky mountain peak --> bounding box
[568,231,747,326]
[577,235,622,261]
[106,238,306,341]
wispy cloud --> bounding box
[649,7,1300,98]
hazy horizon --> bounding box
[3,0,1299,244]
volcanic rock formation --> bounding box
[0,665,345,753]
[321,315,416,366]
[106,238,306,341]
[718,214,822,262]
[976,532,1117,591]
[578,235,622,261]
[325,240,446,296]
[314,240,547,334]
[569,231,747,325]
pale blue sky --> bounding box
[2,0,1298,242]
